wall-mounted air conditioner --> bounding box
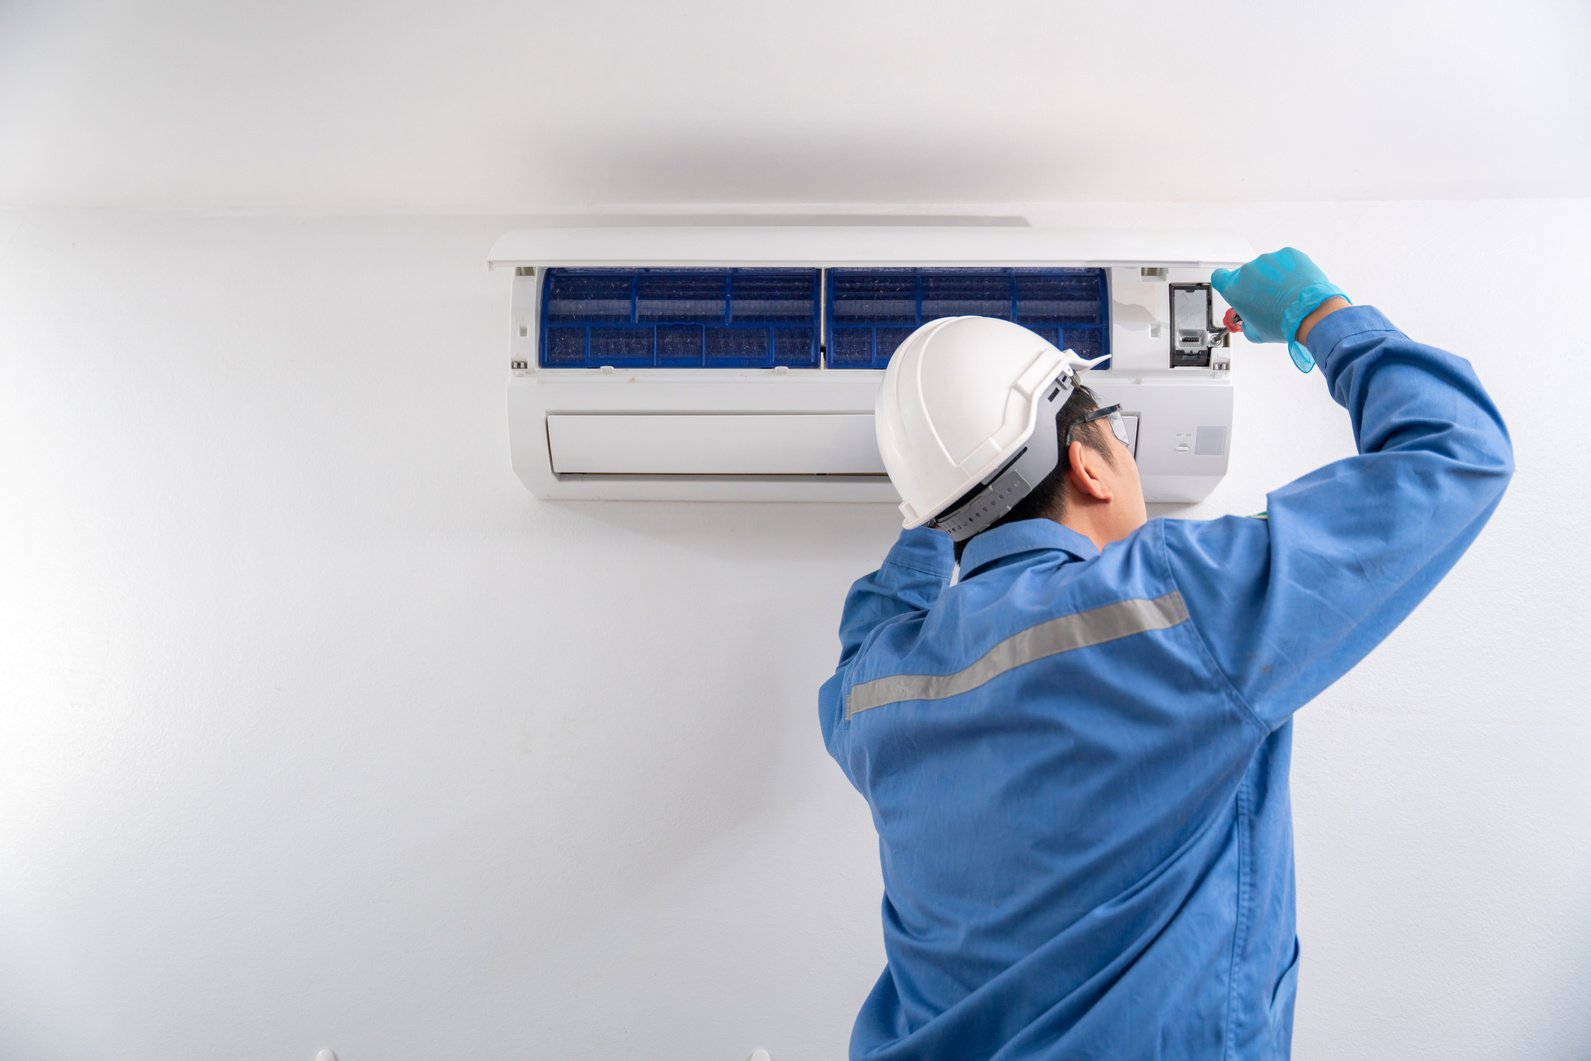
[488,227,1250,504]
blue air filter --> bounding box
[826,267,1111,370]
[540,267,821,369]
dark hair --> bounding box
[952,382,1115,565]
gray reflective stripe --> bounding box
[844,591,1190,718]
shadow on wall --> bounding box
[501,211,1031,227]
[500,127,1070,205]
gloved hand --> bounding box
[1210,247,1348,373]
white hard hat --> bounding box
[874,315,1103,541]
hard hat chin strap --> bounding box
[929,370,1077,543]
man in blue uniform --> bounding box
[818,249,1513,1059]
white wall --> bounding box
[4,0,1587,209]
[2,201,1588,1060]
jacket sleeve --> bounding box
[1163,306,1514,733]
[817,526,954,750]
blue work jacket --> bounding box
[819,307,1513,1060]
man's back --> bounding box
[820,305,1513,1059]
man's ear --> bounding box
[1065,439,1114,502]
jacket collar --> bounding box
[958,519,1099,580]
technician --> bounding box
[818,249,1512,1059]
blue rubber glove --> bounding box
[1210,247,1349,373]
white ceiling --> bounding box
[1,0,1587,211]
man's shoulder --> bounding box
[952,526,1181,629]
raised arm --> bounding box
[817,526,953,749]
[1165,250,1514,732]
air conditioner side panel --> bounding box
[1092,378,1233,503]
